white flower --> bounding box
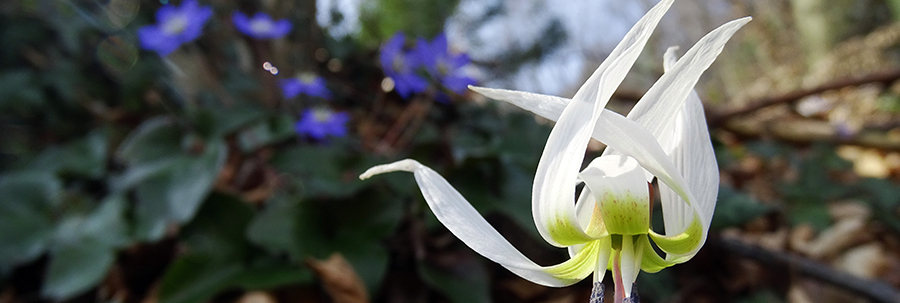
[360,0,750,300]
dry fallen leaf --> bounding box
[306,254,369,303]
[236,291,276,303]
[834,243,888,279]
[803,218,868,259]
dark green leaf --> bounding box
[181,193,254,261]
[237,113,296,152]
[191,105,267,139]
[117,117,184,164]
[42,239,116,300]
[230,257,311,290]
[157,255,243,303]
[269,145,364,198]
[42,195,128,300]
[418,257,490,303]
[711,185,771,230]
[0,172,61,265]
[131,141,227,241]
[31,130,108,178]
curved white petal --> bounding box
[531,0,673,247]
[626,17,751,139]
[657,90,719,259]
[468,86,567,122]
[360,159,583,287]
[469,86,700,229]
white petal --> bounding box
[658,91,719,259]
[468,86,566,122]
[626,17,751,140]
[359,159,582,287]
[530,0,674,247]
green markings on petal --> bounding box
[648,212,703,256]
[637,235,675,273]
[546,214,594,246]
[545,239,603,283]
[598,192,650,236]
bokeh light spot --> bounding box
[381,77,395,93]
[96,36,138,78]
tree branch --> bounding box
[708,69,900,126]
[715,238,900,303]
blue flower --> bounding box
[280,74,332,99]
[413,33,478,95]
[379,32,428,99]
[232,12,292,39]
[137,0,213,56]
[295,108,350,140]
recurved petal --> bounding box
[468,86,567,122]
[655,89,719,259]
[625,16,751,142]
[359,159,590,287]
[530,0,673,248]
[636,235,676,273]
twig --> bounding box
[375,98,430,155]
[722,118,900,150]
[716,238,900,303]
[708,69,900,126]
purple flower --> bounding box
[137,0,213,56]
[379,32,428,99]
[280,74,332,99]
[232,12,292,39]
[295,108,350,140]
[413,33,478,96]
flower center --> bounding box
[580,155,651,236]
[299,73,317,84]
[392,54,407,72]
[162,15,189,34]
[437,58,450,75]
[250,19,273,34]
[312,109,332,122]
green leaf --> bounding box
[269,145,364,198]
[158,255,243,303]
[711,185,771,230]
[117,117,184,164]
[0,70,44,112]
[157,194,255,303]
[230,257,311,290]
[0,172,62,266]
[42,239,116,300]
[418,257,490,303]
[181,193,254,261]
[42,195,128,300]
[247,189,401,294]
[131,141,227,241]
[237,113,296,152]
[31,130,108,178]
[246,193,305,258]
[190,105,267,139]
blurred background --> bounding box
[2,0,900,302]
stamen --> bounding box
[623,283,640,303]
[590,282,604,303]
